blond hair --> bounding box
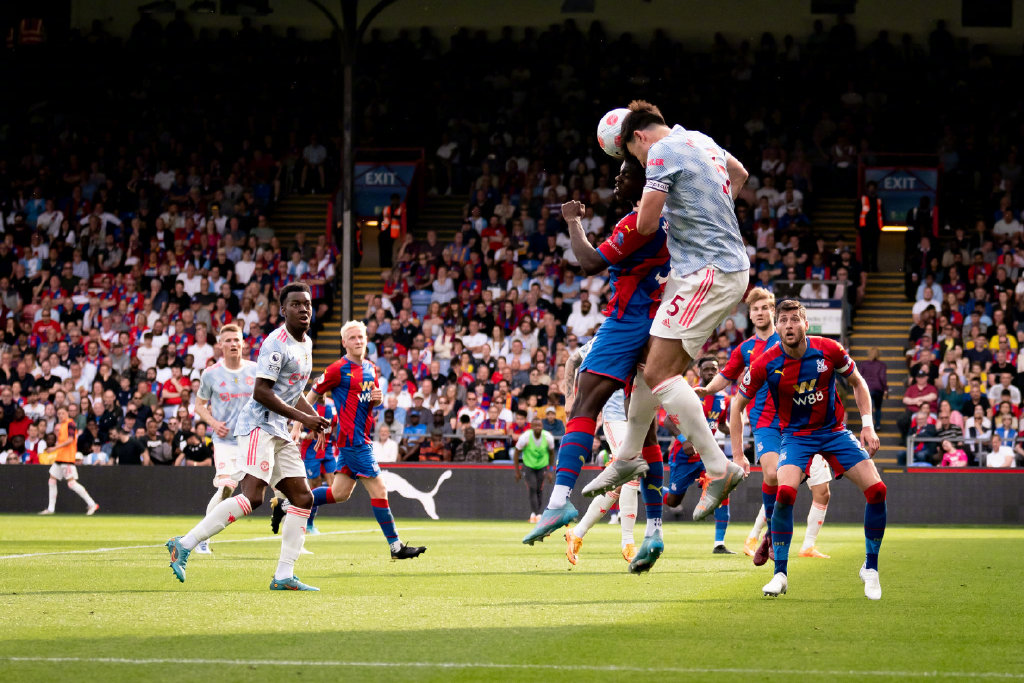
[219,324,242,339]
[340,320,368,338]
[745,287,776,308]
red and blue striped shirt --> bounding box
[596,211,670,321]
[312,356,380,448]
[719,331,780,430]
[739,336,856,436]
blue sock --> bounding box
[307,504,318,528]
[308,486,335,530]
[771,486,796,575]
[371,498,399,544]
[762,483,777,538]
[641,445,663,535]
[714,499,730,544]
[553,417,596,489]
[864,483,887,571]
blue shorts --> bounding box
[753,426,782,463]
[779,429,870,477]
[668,456,705,495]
[303,454,338,480]
[579,315,650,384]
[338,443,381,479]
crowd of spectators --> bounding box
[2,12,1020,470]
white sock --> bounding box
[46,480,57,512]
[653,375,728,477]
[574,490,618,538]
[547,484,571,509]
[275,506,309,580]
[749,505,767,540]
[801,502,828,550]
[619,481,639,546]
[206,487,234,516]
[389,540,403,552]
[617,373,661,461]
[181,494,252,550]
[645,517,662,538]
[68,481,96,509]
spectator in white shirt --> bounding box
[461,319,489,359]
[137,333,161,371]
[799,279,830,300]
[187,325,216,370]
[993,209,1023,239]
[566,299,603,342]
[301,134,327,192]
[457,391,487,428]
[373,424,399,463]
[177,262,202,296]
[985,434,1016,467]
[153,162,176,191]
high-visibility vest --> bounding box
[381,203,404,239]
[859,195,883,230]
[18,18,44,45]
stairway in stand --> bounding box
[269,194,343,371]
[846,273,912,467]
[810,196,856,248]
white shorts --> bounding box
[805,454,833,488]
[48,463,79,481]
[604,420,627,459]
[651,267,750,359]
[239,428,306,487]
[212,441,246,488]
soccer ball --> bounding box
[596,108,630,159]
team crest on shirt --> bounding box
[816,358,827,374]
[615,232,625,246]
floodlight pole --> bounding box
[304,0,397,325]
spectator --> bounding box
[938,440,968,467]
[109,425,150,466]
[449,426,489,463]
[541,406,565,438]
[899,369,939,439]
[859,347,888,429]
[985,434,1016,468]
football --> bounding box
[596,108,630,159]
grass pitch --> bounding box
[1,514,1022,682]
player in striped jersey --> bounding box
[582,100,748,523]
[663,357,735,554]
[735,300,885,600]
[165,283,330,591]
[562,340,641,566]
[301,320,426,560]
[697,288,833,562]
[191,324,258,554]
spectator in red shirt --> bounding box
[31,309,61,339]
[898,369,939,440]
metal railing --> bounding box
[905,434,1023,468]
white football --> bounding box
[596,108,630,159]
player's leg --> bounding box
[305,457,331,534]
[271,470,317,590]
[753,439,781,566]
[310,447,359,512]
[360,472,426,559]
[618,480,639,559]
[835,437,886,600]
[41,464,61,514]
[547,371,622,509]
[712,497,733,553]
[745,505,766,556]
[629,422,665,573]
[64,467,97,514]
[762,459,803,597]
[799,454,833,558]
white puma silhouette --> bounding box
[378,469,452,520]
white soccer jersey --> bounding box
[644,125,750,276]
[198,360,258,446]
[234,325,313,440]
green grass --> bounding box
[1,514,1022,682]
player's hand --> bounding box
[314,430,326,452]
[860,426,880,457]
[734,453,751,477]
[370,386,383,404]
[213,420,230,439]
[545,469,554,483]
[693,386,709,399]
[561,200,584,222]
[302,413,331,433]
[514,469,522,482]
[289,422,302,443]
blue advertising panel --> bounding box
[354,162,417,219]
[863,167,939,225]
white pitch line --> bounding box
[1,657,1022,679]
[0,527,422,561]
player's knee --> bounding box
[864,481,886,504]
[290,491,313,509]
[48,478,57,485]
[776,485,797,507]
[243,494,263,511]
[663,492,681,507]
[816,486,831,506]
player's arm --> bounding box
[696,372,731,398]
[664,417,697,460]
[729,393,750,472]
[563,201,606,275]
[252,378,328,432]
[718,399,731,436]
[194,396,228,439]
[510,433,527,480]
[847,368,880,456]
[141,447,152,466]
[370,367,383,407]
[726,155,749,200]
[635,188,667,235]
[564,346,584,412]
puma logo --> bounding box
[378,469,453,520]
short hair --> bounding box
[745,287,776,308]
[278,282,311,306]
[340,320,367,338]
[620,100,667,150]
[697,356,718,368]
[219,324,242,338]
[775,299,807,321]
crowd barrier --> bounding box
[1,464,1021,524]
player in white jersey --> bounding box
[165,283,330,591]
[190,324,258,554]
[583,100,750,520]
[562,341,640,565]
